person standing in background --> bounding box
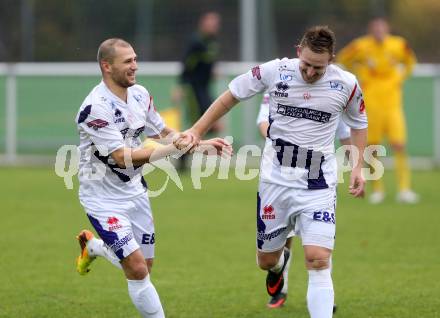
[174,11,223,133]
[337,17,418,204]
[172,11,223,170]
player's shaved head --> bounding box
[299,26,336,56]
[97,38,132,65]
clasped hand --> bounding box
[173,130,233,157]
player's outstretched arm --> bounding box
[145,126,181,145]
[111,144,182,168]
[198,138,233,157]
[175,90,239,150]
[193,89,239,136]
[110,125,190,167]
[349,128,367,198]
[145,125,199,156]
[111,136,232,168]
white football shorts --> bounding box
[84,193,155,260]
[257,182,336,252]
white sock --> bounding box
[281,248,292,293]
[87,237,122,269]
[307,269,334,318]
[269,251,285,273]
[127,275,165,318]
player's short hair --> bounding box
[97,38,132,64]
[299,26,336,55]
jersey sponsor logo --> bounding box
[329,81,344,91]
[109,232,133,252]
[257,227,287,241]
[276,103,331,123]
[276,82,289,92]
[251,66,262,80]
[303,92,311,100]
[87,119,109,130]
[275,82,289,97]
[114,108,125,123]
[107,216,123,231]
[120,126,145,139]
[279,73,293,81]
[262,205,275,219]
[133,94,142,102]
[313,211,335,224]
[274,91,288,97]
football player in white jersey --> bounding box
[176,26,367,318]
[74,38,231,318]
[257,93,350,309]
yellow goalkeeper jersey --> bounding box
[337,35,416,91]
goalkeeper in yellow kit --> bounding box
[337,17,419,204]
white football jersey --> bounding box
[230,58,367,189]
[76,81,165,210]
[257,93,352,141]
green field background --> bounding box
[0,75,435,155]
[0,168,439,317]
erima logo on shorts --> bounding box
[257,227,287,241]
[262,205,275,219]
[107,216,122,231]
[109,233,133,252]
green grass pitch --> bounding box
[0,167,439,317]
